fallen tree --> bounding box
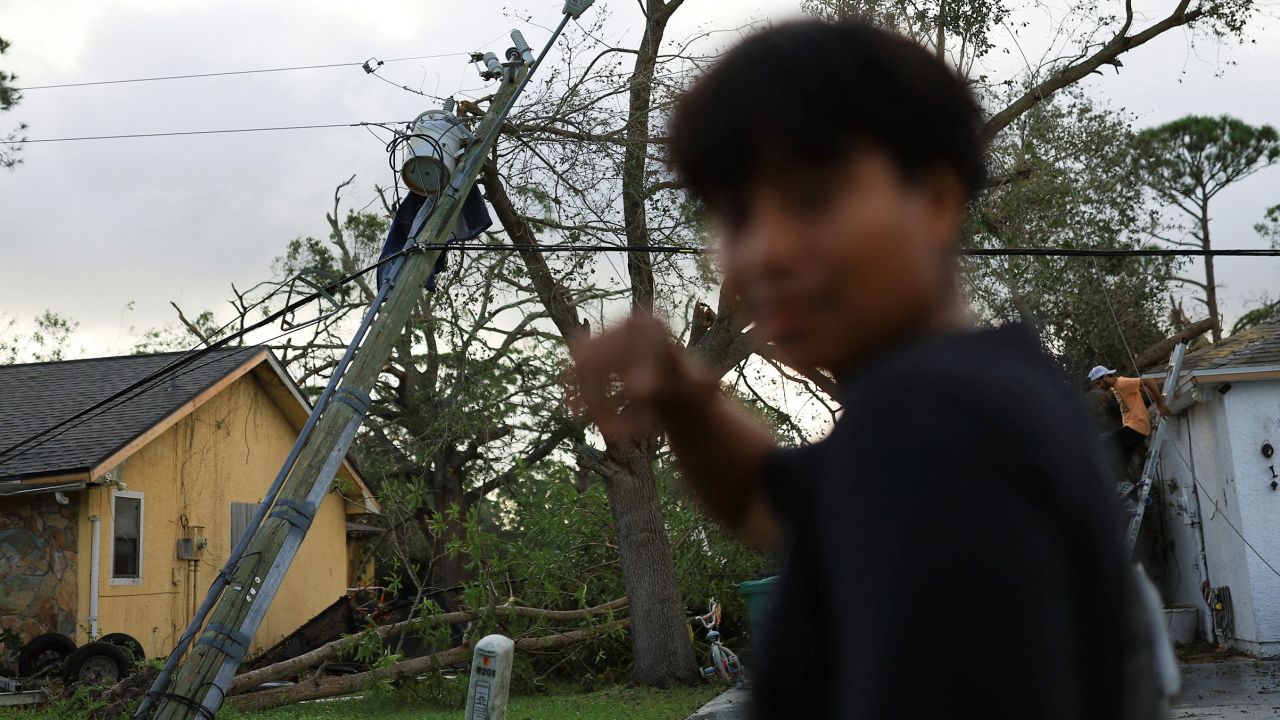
[228,596,629,696]
[1134,318,1216,370]
[227,618,631,712]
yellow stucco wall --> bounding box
[74,369,358,659]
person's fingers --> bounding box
[567,326,639,433]
[566,312,682,441]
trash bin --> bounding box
[738,575,781,645]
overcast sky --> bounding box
[1,0,1278,358]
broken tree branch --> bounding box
[227,618,630,712]
[228,596,628,694]
[983,1,1204,142]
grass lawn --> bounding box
[223,684,724,720]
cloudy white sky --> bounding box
[1,0,1278,357]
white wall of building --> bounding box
[1158,379,1280,655]
[1156,407,1217,637]
[1221,382,1280,654]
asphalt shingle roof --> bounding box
[1181,318,1280,374]
[0,347,262,481]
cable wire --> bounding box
[8,239,1280,464]
[1,120,410,144]
[12,52,471,91]
[415,243,1280,259]
[1089,256,1140,374]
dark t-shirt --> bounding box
[752,324,1136,719]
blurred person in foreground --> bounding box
[570,19,1162,720]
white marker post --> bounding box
[464,634,514,720]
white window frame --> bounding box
[109,489,144,586]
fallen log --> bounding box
[229,596,628,694]
[226,617,630,712]
[1134,318,1215,370]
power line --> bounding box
[0,120,409,144]
[420,243,1280,259]
[7,238,1280,463]
[12,52,471,91]
[966,248,1280,258]
[0,246,417,468]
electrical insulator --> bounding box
[509,30,534,65]
[482,52,503,79]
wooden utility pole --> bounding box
[138,5,590,715]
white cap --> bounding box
[1088,365,1117,382]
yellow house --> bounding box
[0,346,379,677]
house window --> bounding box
[111,491,143,583]
[230,502,257,547]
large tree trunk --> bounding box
[1200,203,1222,342]
[487,0,707,687]
[607,0,700,686]
[599,441,700,686]
[1133,317,1216,370]
[431,465,471,591]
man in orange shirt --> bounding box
[1089,365,1171,467]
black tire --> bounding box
[17,633,76,678]
[99,633,145,663]
[63,641,131,686]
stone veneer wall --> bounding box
[0,493,79,643]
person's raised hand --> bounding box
[568,313,714,442]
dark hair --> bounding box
[669,20,987,222]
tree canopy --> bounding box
[1136,115,1280,340]
[0,35,25,169]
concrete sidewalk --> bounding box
[687,686,750,720]
[684,659,1280,719]
[1171,659,1280,718]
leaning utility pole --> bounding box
[137,3,594,717]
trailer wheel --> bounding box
[100,633,145,663]
[17,633,76,678]
[63,641,130,686]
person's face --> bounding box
[715,149,967,373]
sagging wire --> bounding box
[1089,256,1141,375]
[5,120,413,144]
[14,51,474,91]
[362,57,451,101]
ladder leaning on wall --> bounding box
[1122,341,1188,555]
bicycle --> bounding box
[695,598,746,689]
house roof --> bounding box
[1180,318,1280,375]
[0,349,377,511]
[0,347,263,481]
